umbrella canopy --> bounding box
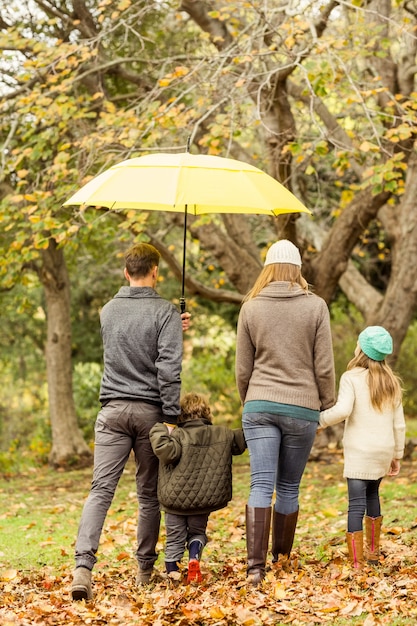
[63,152,311,215]
[63,152,311,309]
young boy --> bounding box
[149,392,246,582]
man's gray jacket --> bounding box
[99,286,183,423]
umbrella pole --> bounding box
[180,204,187,314]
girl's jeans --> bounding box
[347,477,382,532]
[242,412,317,514]
[164,512,209,563]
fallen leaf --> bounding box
[0,569,18,582]
[273,582,286,600]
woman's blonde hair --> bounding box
[243,263,309,302]
[347,350,403,411]
[179,392,213,424]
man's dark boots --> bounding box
[71,566,92,601]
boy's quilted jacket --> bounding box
[149,418,246,515]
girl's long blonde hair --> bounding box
[347,350,402,411]
[243,263,309,302]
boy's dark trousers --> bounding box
[164,512,209,564]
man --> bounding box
[71,243,190,601]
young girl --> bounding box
[319,326,405,569]
[150,393,246,583]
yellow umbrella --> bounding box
[63,152,311,310]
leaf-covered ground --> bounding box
[1,455,417,625]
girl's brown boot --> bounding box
[346,531,364,570]
[364,515,383,564]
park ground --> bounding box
[0,450,417,625]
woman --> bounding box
[235,239,335,585]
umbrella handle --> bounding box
[180,204,188,315]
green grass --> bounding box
[1,452,415,573]
[406,416,417,439]
[0,464,138,572]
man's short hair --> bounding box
[125,243,160,278]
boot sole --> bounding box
[72,586,91,601]
[247,569,264,586]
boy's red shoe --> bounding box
[187,559,202,583]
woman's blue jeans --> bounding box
[242,412,318,514]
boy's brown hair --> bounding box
[179,392,213,424]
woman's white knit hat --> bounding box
[264,240,302,267]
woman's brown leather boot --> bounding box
[271,509,299,568]
[245,506,271,586]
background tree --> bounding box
[175,0,417,359]
[0,0,416,466]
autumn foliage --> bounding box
[1,457,416,625]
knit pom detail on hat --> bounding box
[264,240,302,267]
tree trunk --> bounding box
[367,151,417,362]
[40,240,92,467]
